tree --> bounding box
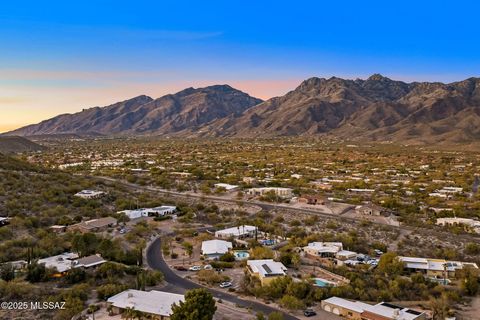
[376,252,404,276]
[171,288,217,320]
[0,263,15,281]
[182,242,193,259]
[461,267,479,296]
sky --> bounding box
[1,0,480,132]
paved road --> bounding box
[146,236,299,320]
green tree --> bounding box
[171,288,217,320]
[376,252,404,276]
[0,263,15,281]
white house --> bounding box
[246,187,293,198]
[74,190,106,199]
[214,183,239,192]
[215,225,257,239]
[118,206,177,219]
[38,252,79,273]
[107,289,185,319]
[436,217,480,233]
[201,240,233,260]
[303,242,343,258]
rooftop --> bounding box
[107,290,184,317]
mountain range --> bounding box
[6,74,480,144]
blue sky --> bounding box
[1,0,479,131]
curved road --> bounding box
[146,237,299,320]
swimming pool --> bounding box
[313,278,334,287]
[233,250,250,260]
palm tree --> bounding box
[88,305,97,320]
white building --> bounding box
[38,252,79,273]
[303,242,343,258]
[398,256,479,279]
[74,190,106,199]
[436,217,480,233]
[37,253,106,274]
[118,206,177,219]
[246,187,293,198]
[107,289,185,319]
[201,240,233,260]
[215,225,257,239]
[214,183,239,192]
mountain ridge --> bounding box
[6,75,480,144]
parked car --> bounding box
[188,266,202,271]
[204,264,213,270]
[219,281,232,288]
[304,309,317,317]
[374,249,383,256]
[174,266,188,271]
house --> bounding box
[201,240,233,260]
[399,256,479,279]
[303,242,343,258]
[355,203,384,216]
[436,217,480,234]
[118,206,177,220]
[107,289,185,320]
[49,225,67,233]
[335,250,358,261]
[298,194,325,205]
[347,188,375,193]
[215,225,257,239]
[76,254,106,268]
[37,252,79,276]
[68,217,117,233]
[247,259,287,285]
[74,190,106,199]
[321,297,425,320]
[246,187,293,198]
[321,296,372,319]
[214,183,239,192]
[37,253,106,277]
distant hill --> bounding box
[7,85,262,137]
[0,136,46,154]
[6,75,480,144]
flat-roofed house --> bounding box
[361,302,426,320]
[201,240,233,260]
[355,203,384,216]
[298,194,325,205]
[246,187,293,198]
[38,252,79,276]
[107,289,185,320]
[68,217,117,233]
[399,256,479,279]
[321,296,372,319]
[118,206,177,220]
[321,297,425,320]
[215,225,257,239]
[74,190,106,199]
[436,217,480,234]
[214,183,239,192]
[247,259,287,285]
[303,242,343,258]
